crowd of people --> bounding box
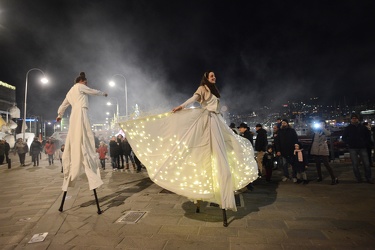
[231,112,374,185]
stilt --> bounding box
[93,189,102,214]
[196,200,200,213]
[58,191,67,212]
[222,209,228,227]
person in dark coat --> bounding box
[262,145,275,182]
[30,137,42,166]
[238,122,254,146]
[117,134,125,169]
[238,122,255,190]
[342,113,373,184]
[122,137,135,170]
[292,143,309,184]
[274,119,299,182]
[255,123,268,176]
[109,136,119,171]
[4,139,10,164]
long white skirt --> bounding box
[120,108,258,211]
[62,107,103,191]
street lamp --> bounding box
[23,68,48,140]
[108,74,127,118]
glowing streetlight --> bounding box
[23,68,48,140]
[108,74,128,118]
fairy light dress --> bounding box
[120,85,258,211]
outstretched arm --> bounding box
[56,98,70,121]
[80,84,108,97]
[172,94,200,113]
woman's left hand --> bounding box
[172,105,182,113]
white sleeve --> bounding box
[57,98,70,117]
[80,85,106,96]
[180,94,200,108]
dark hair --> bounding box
[75,72,87,83]
[200,71,220,98]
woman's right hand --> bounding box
[172,105,182,113]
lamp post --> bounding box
[108,74,127,118]
[23,68,48,140]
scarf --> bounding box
[294,149,303,162]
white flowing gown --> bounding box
[57,83,106,191]
[120,86,258,211]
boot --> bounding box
[125,163,129,170]
[302,172,308,185]
[132,163,136,170]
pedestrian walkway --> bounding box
[0,153,374,249]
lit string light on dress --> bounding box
[120,108,258,211]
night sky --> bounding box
[0,0,374,122]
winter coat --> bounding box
[122,140,132,155]
[109,140,119,157]
[4,141,10,154]
[30,141,42,155]
[310,129,330,156]
[15,141,29,154]
[255,128,268,152]
[44,142,56,155]
[0,142,5,155]
[97,145,108,159]
[274,127,299,157]
[241,130,254,146]
[262,152,275,169]
[342,123,371,149]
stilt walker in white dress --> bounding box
[119,71,258,226]
[56,72,108,214]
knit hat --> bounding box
[350,113,359,119]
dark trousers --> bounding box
[32,153,39,166]
[0,154,4,164]
[265,167,273,181]
[349,148,372,181]
[124,153,135,164]
[48,154,54,165]
[314,155,335,180]
[134,154,142,171]
[111,156,118,169]
[18,153,26,165]
[117,154,124,168]
[100,159,106,169]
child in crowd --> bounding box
[97,141,108,170]
[293,143,309,184]
[58,144,65,173]
[262,145,275,182]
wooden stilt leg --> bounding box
[58,191,67,212]
[93,189,102,214]
[222,209,228,227]
[196,200,200,213]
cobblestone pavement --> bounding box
[0,153,374,249]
